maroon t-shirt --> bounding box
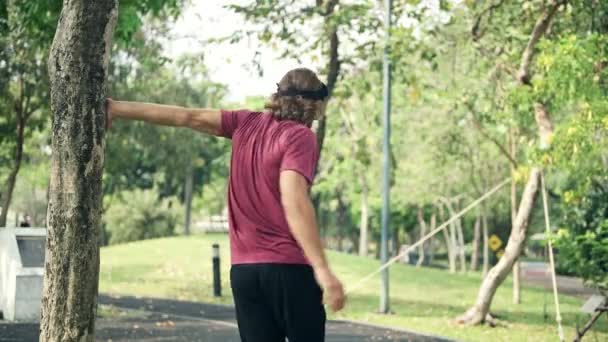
[220,110,319,265]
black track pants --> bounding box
[230,263,326,342]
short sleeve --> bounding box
[280,128,319,184]
[220,110,251,139]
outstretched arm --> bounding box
[107,99,222,135]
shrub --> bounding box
[104,189,183,245]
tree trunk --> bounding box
[437,203,456,273]
[455,213,467,273]
[429,212,436,263]
[358,173,369,256]
[0,112,25,227]
[470,215,481,271]
[315,0,340,162]
[441,198,463,272]
[457,168,541,325]
[449,219,458,271]
[416,206,427,267]
[336,192,346,252]
[482,208,489,277]
[184,165,194,236]
[510,129,521,304]
[41,2,117,341]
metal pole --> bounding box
[380,0,392,314]
[212,243,221,297]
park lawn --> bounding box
[99,234,607,342]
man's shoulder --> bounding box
[279,123,318,151]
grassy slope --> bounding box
[99,235,607,342]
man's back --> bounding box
[220,110,319,265]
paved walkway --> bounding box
[521,261,601,297]
[0,294,454,342]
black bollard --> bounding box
[212,243,221,297]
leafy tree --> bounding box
[106,54,229,236]
[0,0,184,227]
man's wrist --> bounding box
[312,264,331,275]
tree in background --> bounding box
[0,0,183,227]
[457,0,608,325]
[0,2,54,227]
[105,53,229,240]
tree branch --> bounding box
[465,103,518,167]
[325,0,339,16]
[534,102,554,148]
[471,0,506,41]
[517,0,567,85]
[316,0,341,160]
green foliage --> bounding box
[555,180,608,290]
[104,188,183,245]
[0,0,185,224]
[106,53,230,200]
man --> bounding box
[19,214,32,227]
[107,67,346,342]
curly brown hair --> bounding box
[265,68,326,126]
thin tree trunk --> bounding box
[0,114,25,227]
[337,192,345,252]
[441,198,464,272]
[416,206,427,267]
[482,209,489,277]
[471,215,481,271]
[41,2,117,341]
[184,165,194,236]
[510,129,521,304]
[314,0,340,162]
[429,212,436,263]
[455,209,467,273]
[457,169,541,325]
[437,202,455,273]
[358,172,369,256]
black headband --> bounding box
[276,83,329,100]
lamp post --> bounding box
[380,0,393,314]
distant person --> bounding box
[19,214,32,227]
[107,68,346,342]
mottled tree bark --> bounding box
[40,1,117,341]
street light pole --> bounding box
[380,0,392,314]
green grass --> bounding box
[100,234,608,342]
